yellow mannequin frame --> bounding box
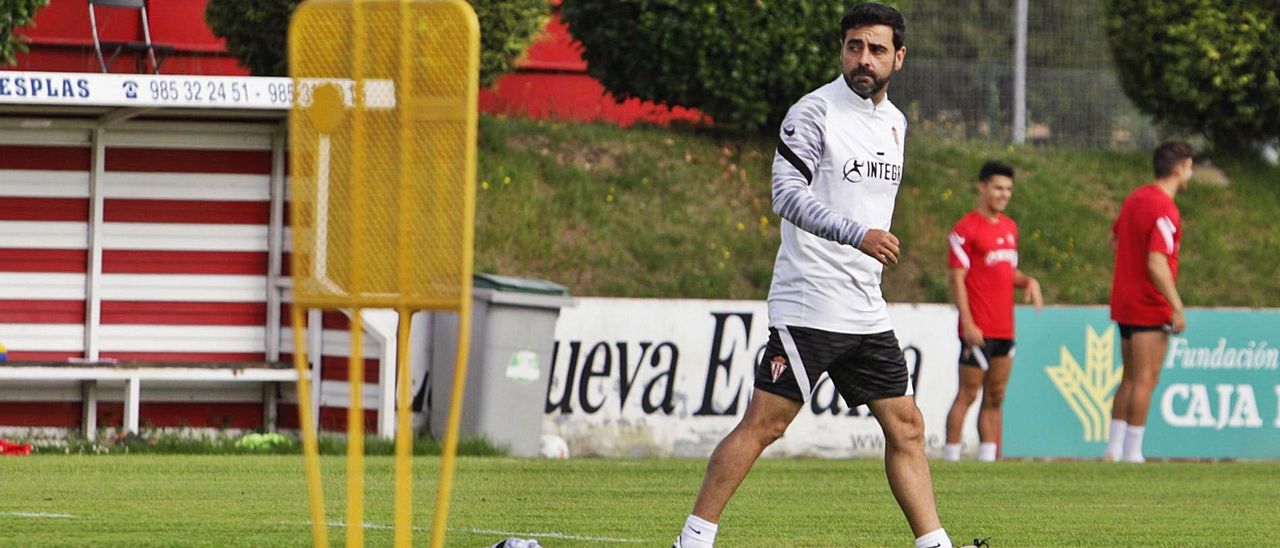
[287,1,479,546]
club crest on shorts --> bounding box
[770,355,789,383]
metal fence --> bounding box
[892,0,1160,149]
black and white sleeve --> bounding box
[770,95,870,247]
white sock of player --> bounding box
[977,442,998,462]
[915,528,953,548]
[678,515,717,547]
[942,443,961,462]
[1123,425,1146,463]
[1106,419,1127,461]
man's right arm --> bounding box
[1147,251,1186,334]
[947,229,982,346]
[771,95,897,263]
[949,268,983,347]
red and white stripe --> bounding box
[1,138,390,432]
[1156,215,1177,255]
[0,144,272,362]
[0,145,90,361]
[0,142,276,427]
[278,306,386,432]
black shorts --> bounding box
[959,338,1015,369]
[754,326,910,407]
[1118,323,1172,339]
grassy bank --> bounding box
[476,115,1280,306]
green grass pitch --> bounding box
[1,455,1277,546]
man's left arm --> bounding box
[1014,269,1043,312]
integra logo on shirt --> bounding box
[842,157,902,185]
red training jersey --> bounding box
[948,211,1019,338]
[1111,183,1181,325]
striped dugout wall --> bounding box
[279,306,384,432]
[1,125,389,437]
[0,125,389,432]
[0,142,271,361]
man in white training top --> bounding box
[674,4,957,548]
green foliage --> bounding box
[900,0,1113,67]
[472,0,550,87]
[205,0,300,76]
[0,0,49,66]
[473,116,1280,307]
[1105,0,1280,147]
[28,431,505,456]
[205,0,548,83]
[559,1,848,130]
[892,0,1155,147]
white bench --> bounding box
[0,362,300,438]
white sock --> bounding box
[977,442,998,462]
[915,528,953,548]
[942,443,961,462]
[1123,425,1146,463]
[1106,419,1127,460]
[678,515,717,547]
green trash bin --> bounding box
[427,274,573,456]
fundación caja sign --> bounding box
[1004,306,1280,459]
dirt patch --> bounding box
[506,133,550,154]
[553,141,634,172]
[1192,162,1230,187]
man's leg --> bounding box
[943,365,983,461]
[1120,331,1169,462]
[1122,330,1168,427]
[1106,336,1136,461]
[976,355,1012,461]
[691,388,802,522]
[867,395,943,537]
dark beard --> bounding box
[844,68,891,99]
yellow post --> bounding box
[290,305,329,548]
[289,1,479,546]
[345,309,365,547]
[393,309,414,547]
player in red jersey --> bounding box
[942,161,1042,462]
[1106,141,1193,463]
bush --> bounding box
[206,0,300,76]
[560,1,848,130]
[1105,0,1280,148]
[0,0,49,66]
[473,0,550,87]
[206,0,548,86]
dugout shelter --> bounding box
[0,71,407,438]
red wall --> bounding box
[13,0,245,75]
[477,9,705,127]
[9,0,704,127]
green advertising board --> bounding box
[1004,306,1280,459]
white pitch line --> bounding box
[456,527,643,544]
[3,511,81,519]
[279,520,642,543]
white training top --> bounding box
[767,75,908,334]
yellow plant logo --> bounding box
[1044,325,1124,442]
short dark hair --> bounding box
[1153,140,1194,178]
[978,160,1014,183]
[841,3,906,50]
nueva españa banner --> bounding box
[543,299,974,458]
[1004,306,1280,459]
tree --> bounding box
[1,0,50,66]
[206,0,548,86]
[1105,0,1280,147]
[560,1,848,130]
